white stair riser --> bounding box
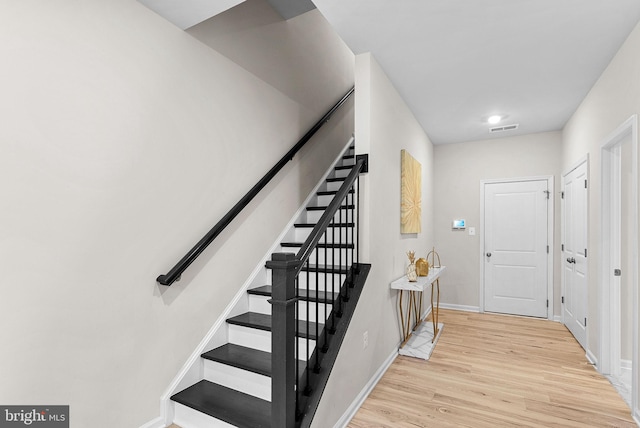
[265,268,348,291]
[228,324,271,353]
[324,180,348,192]
[295,300,331,322]
[341,155,355,163]
[275,247,353,266]
[318,194,350,206]
[248,294,272,315]
[248,294,332,322]
[296,271,348,291]
[174,402,235,428]
[308,248,354,266]
[293,227,353,243]
[333,168,352,178]
[339,163,356,172]
[203,360,271,401]
[227,324,316,360]
[306,209,355,224]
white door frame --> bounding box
[479,176,555,320]
[600,114,638,420]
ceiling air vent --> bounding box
[489,124,519,133]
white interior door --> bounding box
[562,161,588,349]
[483,180,549,318]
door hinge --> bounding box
[561,191,565,199]
[584,317,587,327]
[562,296,564,304]
[562,244,565,251]
[584,248,587,258]
[547,245,549,254]
[584,179,587,188]
[546,299,549,308]
[544,190,550,199]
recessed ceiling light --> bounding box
[488,115,502,125]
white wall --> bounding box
[562,17,640,381]
[187,0,352,110]
[311,52,435,427]
[0,1,354,426]
[433,132,563,312]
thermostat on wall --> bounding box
[452,219,466,230]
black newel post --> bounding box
[267,252,300,428]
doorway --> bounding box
[561,158,589,350]
[480,177,554,319]
[600,115,638,418]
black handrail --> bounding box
[157,87,355,286]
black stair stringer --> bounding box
[295,263,371,428]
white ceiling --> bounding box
[312,0,640,144]
[139,0,640,144]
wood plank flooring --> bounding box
[348,309,636,428]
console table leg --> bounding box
[398,290,406,344]
[431,279,441,342]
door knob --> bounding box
[486,252,492,258]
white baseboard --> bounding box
[553,315,562,323]
[586,349,598,366]
[420,304,432,321]
[139,417,165,428]
[621,359,632,371]
[438,303,480,313]
[633,413,640,428]
[333,348,398,428]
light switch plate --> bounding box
[469,227,476,236]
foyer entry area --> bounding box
[348,310,635,427]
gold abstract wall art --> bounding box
[401,149,422,233]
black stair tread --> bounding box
[294,222,355,228]
[226,312,323,340]
[202,344,272,377]
[301,264,350,274]
[248,285,338,304]
[326,177,347,182]
[202,343,308,378]
[306,204,355,211]
[317,189,354,196]
[264,262,349,274]
[171,380,270,428]
[342,154,355,159]
[281,242,354,249]
[335,165,354,171]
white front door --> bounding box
[483,180,549,317]
[562,161,588,349]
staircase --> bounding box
[168,143,370,428]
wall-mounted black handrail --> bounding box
[157,87,355,286]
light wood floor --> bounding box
[348,309,636,428]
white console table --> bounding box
[390,266,446,349]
